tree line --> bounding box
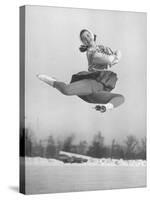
[20,128,146,160]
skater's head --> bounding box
[79,29,97,52]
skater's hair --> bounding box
[79,29,97,53]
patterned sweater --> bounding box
[87,45,120,72]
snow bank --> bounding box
[86,158,146,166]
[25,157,64,166]
[25,157,146,167]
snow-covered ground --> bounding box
[24,153,146,194]
[25,156,146,167]
[25,157,146,194]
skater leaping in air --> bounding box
[37,29,125,113]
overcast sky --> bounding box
[24,6,146,144]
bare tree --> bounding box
[87,132,106,158]
[62,134,75,152]
[137,137,146,160]
[124,135,138,159]
[77,140,88,155]
[45,135,57,158]
[25,128,34,157]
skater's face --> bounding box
[80,31,94,46]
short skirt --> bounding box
[70,70,118,92]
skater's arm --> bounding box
[92,49,121,66]
[92,51,116,65]
[100,45,114,55]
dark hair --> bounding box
[79,45,88,52]
[79,29,97,53]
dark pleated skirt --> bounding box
[70,70,118,103]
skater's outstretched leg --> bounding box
[92,91,125,112]
[37,74,96,96]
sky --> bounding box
[24,6,147,144]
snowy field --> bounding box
[24,157,146,194]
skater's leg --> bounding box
[109,93,125,108]
[53,79,100,96]
[37,74,96,96]
[92,91,125,108]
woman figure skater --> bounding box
[37,29,125,113]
